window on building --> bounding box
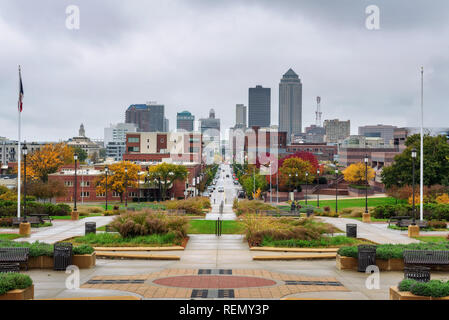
[96,192,105,197]
[112,192,120,197]
[128,137,139,143]
[129,192,138,197]
[81,192,90,198]
[64,181,73,187]
[128,146,139,152]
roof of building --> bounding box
[283,68,298,77]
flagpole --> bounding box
[420,66,424,221]
[17,66,21,219]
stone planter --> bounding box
[28,253,96,269]
[72,253,96,269]
[336,254,404,271]
[388,286,449,300]
[0,285,34,300]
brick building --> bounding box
[286,143,337,162]
[48,162,203,203]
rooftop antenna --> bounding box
[315,96,322,127]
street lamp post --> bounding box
[335,168,339,214]
[22,144,28,223]
[411,148,417,225]
[269,163,272,204]
[74,154,78,212]
[124,167,128,207]
[316,168,320,208]
[364,154,369,214]
[253,166,256,198]
[105,166,109,211]
[305,172,309,205]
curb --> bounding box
[94,246,185,251]
[96,252,181,260]
[253,253,337,260]
[250,247,339,253]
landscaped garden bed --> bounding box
[390,279,449,300]
[0,273,34,300]
[242,214,361,248]
[0,240,96,269]
[72,211,189,247]
[337,243,449,271]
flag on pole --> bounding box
[18,66,24,112]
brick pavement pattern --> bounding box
[80,268,348,299]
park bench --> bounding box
[0,248,30,271]
[0,262,20,273]
[403,250,449,269]
[105,225,115,233]
[27,213,52,223]
[397,219,428,228]
[12,216,42,226]
[388,216,411,226]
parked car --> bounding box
[203,191,211,197]
[217,186,224,192]
[238,190,245,198]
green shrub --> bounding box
[72,244,95,255]
[0,273,33,295]
[234,200,277,216]
[398,279,418,292]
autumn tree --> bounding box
[343,162,375,186]
[144,163,188,201]
[95,161,140,203]
[15,143,74,182]
[26,180,67,201]
[279,157,315,192]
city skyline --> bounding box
[1,0,449,141]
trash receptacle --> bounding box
[357,245,376,272]
[53,242,73,271]
[85,222,96,235]
[346,224,357,238]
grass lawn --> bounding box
[260,235,369,248]
[0,234,22,240]
[187,220,244,234]
[280,197,402,211]
[414,236,449,243]
[71,232,182,247]
[388,225,448,231]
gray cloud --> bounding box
[0,0,448,142]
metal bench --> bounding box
[0,262,20,273]
[397,219,428,228]
[0,248,30,271]
[388,216,411,226]
[403,250,449,268]
[28,213,52,223]
[260,210,300,217]
[12,216,42,226]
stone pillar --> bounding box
[71,211,79,221]
[408,225,420,237]
[19,222,31,236]
[362,212,371,223]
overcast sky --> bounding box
[1,0,448,142]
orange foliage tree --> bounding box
[95,161,140,203]
[15,143,74,182]
[342,162,375,185]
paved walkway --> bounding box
[14,216,114,244]
[317,217,420,244]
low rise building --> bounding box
[286,143,337,162]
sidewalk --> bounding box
[14,216,114,244]
[317,217,420,244]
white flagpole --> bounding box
[17,66,21,219]
[420,66,424,221]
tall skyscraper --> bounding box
[235,104,247,128]
[177,111,195,131]
[125,102,165,132]
[248,85,270,128]
[279,68,302,143]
